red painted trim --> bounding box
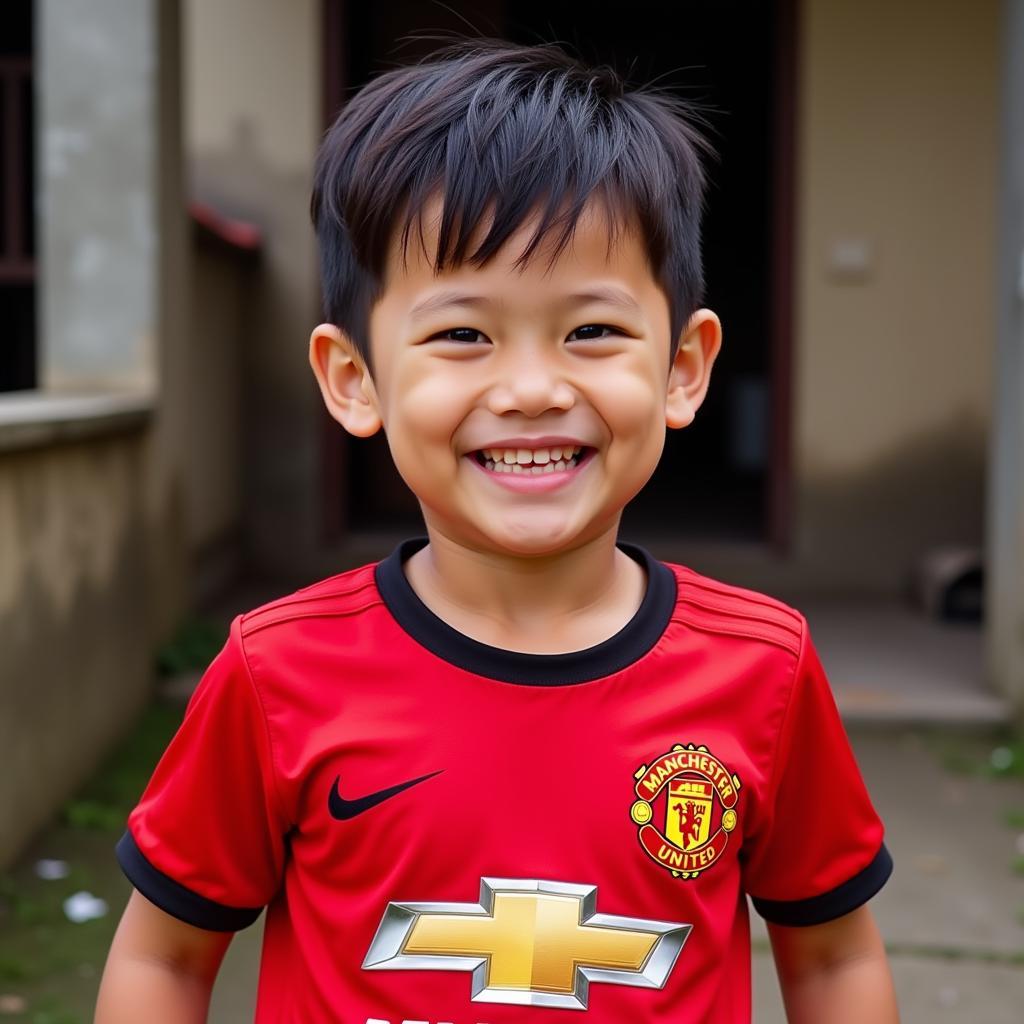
[188,201,263,252]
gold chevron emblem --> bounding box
[362,878,691,1009]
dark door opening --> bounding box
[328,0,791,544]
[0,0,36,393]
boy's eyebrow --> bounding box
[568,287,643,315]
[408,286,642,321]
[408,290,492,321]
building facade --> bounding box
[0,0,1021,866]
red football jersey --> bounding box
[119,539,891,1023]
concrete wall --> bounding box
[793,0,999,591]
[986,0,1024,711]
[179,0,1001,600]
[36,0,190,635]
[0,0,190,866]
[0,435,152,865]
[183,239,250,597]
[183,0,323,578]
[38,0,157,393]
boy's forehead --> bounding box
[383,194,654,298]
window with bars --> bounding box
[0,1,35,393]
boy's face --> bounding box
[311,200,720,558]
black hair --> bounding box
[310,38,711,369]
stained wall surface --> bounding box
[793,0,998,591]
[0,438,152,865]
[183,0,323,578]
[0,0,190,866]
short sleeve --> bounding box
[116,615,288,931]
[741,620,892,926]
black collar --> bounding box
[374,538,676,686]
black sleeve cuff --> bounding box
[751,843,893,927]
[116,831,264,932]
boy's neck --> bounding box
[401,524,647,656]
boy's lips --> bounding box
[465,446,596,493]
[469,435,591,450]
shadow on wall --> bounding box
[188,116,323,577]
[797,407,987,595]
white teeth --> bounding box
[485,446,589,466]
[479,445,586,473]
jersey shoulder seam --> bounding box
[239,568,380,636]
[241,598,385,639]
[666,565,803,657]
[231,618,291,828]
[668,614,802,657]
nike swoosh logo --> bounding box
[328,769,443,820]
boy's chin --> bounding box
[464,514,610,558]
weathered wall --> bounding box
[0,437,151,866]
[0,0,191,866]
[146,0,191,639]
[36,0,190,639]
[986,0,1024,711]
[39,0,157,393]
[793,0,999,591]
[183,239,249,598]
[183,0,323,578]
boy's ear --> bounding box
[308,324,383,437]
[665,309,722,430]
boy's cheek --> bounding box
[379,380,464,447]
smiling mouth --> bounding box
[472,445,593,475]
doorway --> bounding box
[325,0,793,545]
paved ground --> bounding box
[751,730,1024,1023]
[803,600,1008,726]
[204,727,1024,1022]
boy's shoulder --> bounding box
[661,558,806,661]
[237,560,383,640]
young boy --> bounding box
[97,39,898,1024]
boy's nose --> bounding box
[485,357,575,417]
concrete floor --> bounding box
[803,600,1008,727]
[751,730,1024,1023]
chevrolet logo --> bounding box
[362,878,691,1009]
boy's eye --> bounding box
[567,324,619,341]
[426,325,623,344]
[430,328,487,344]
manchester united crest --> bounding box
[630,743,741,879]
